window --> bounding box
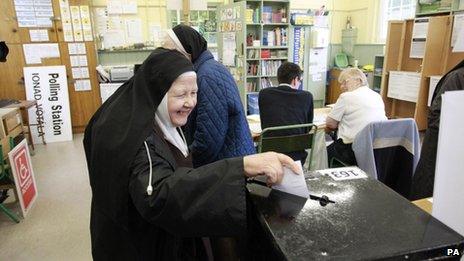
[378,0,417,42]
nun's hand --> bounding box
[243,152,302,185]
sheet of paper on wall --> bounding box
[108,17,123,30]
[80,6,93,41]
[122,1,137,14]
[150,24,162,46]
[59,0,74,42]
[22,45,42,64]
[29,30,49,42]
[36,17,53,27]
[272,161,309,198]
[451,14,464,47]
[125,18,143,44]
[166,0,182,10]
[412,18,429,39]
[312,73,322,82]
[77,43,86,54]
[103,30,125,49]
[72,67,83,79]
[190,0,207,11]
[452,26,464,53]
[93,8,109,36]
[428,75,442,106]
[70,55,80,67]
[70,6,84,42]
[75,79,92,92]
[107,0,123,14]
[387,71,421,103]
[410,38,426,58]
[222,32,236,66]
[78,55,88,66]
[80,67,90,79]
[40,44,60,58]
[68,43,86,55]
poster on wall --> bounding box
[8,139,38,218]
[24,66,73,144]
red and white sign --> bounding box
[8,139,38,217]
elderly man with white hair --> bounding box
[325,68,387,166]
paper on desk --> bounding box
[272,161,309,198]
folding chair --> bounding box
[258,123,317,170]
[0,137,20,223]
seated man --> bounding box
[258,62,314,163]
[326,68,387,166]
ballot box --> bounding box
[246,168,464,260]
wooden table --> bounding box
[412,197,433,214]
[0,108,24,158]
[6,100,46,150]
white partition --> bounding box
[432,90,464,236]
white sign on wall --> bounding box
[24,66,73,144]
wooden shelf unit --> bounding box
[380,15,464,130]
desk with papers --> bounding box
[246,168,464,260]
[247,108,332,171]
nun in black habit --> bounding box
[411,59,464,200]
[83,48,300,260]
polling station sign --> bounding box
[9,139,38,217]
[24,66,72,144]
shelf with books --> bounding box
[226,0,289,114]
[260,46,288,49]
[263,23,289,26]
[262,57,288,60]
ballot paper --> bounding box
[272,161,309,198]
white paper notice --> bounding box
[75,79,92,91]
[68,43,86,55]
[312,73,322,82]
[125,18,143,44]
[70,6,83,41]
[70,56,80,67]
[78,55,88,66]
[60,0,73,42]
[452,26,464,53]
[29,29,49,42]
[387,71,421,103]
[80,5,93,41]
[122,1,137,14]
[272,161,309,198]
[72,67,82,79]
[451,14,464,47]
[410,38,426,59]
[80,67,89,78]
[22,45,42,64]
[23,43,60,64]
[428,75,442,106]
[222,32,236,66]
[68,43,78,55]
[107,0,123,14]
[412,18,429,39]
[319,167,367,181]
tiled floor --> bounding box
[0,134,92,260]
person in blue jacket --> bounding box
[163,24,256,168]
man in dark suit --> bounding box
[258,62,314,163]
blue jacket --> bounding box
[185,50,255,167]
